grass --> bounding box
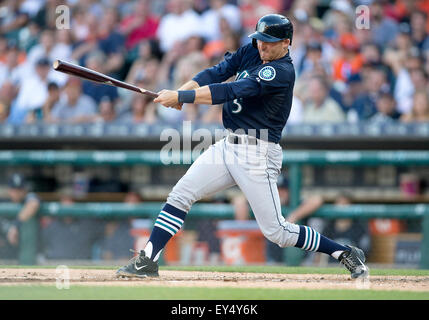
[0,265,428,300]
[0,285,428,300]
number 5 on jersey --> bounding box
[232,98,242,113]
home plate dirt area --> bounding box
[0,268,428,292]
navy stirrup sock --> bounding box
[294,225,350,259]
[144,203,186,261]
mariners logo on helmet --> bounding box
[258,66,276,81]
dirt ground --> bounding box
[0,268,429,292]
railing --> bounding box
[1,150,428,267]
[0,122,428,139]
[0,202,427,267]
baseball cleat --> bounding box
[339,245,369,279]
[116,249,159,278]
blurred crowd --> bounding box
[0,0,429,127]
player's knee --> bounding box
[166,188,197,213]
[263,227,284,246]
[263,223,299,248]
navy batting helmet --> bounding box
[248,14,294,48]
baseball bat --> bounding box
[52,59,158,98]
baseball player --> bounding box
[116,14,369,279]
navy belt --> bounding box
[228,135,258,145]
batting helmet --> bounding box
[248,14,294,48]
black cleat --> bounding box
[116,249,159,278]
[339,246,369,279]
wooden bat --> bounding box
[52,59,158,98]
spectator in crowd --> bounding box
[266,176,324,263]
[26,81,60,123]
[49,77,97,124]
[369,91,401,123]
[232,193,249,222]
[0,37,9,62]
[391,51,427,115]
[0,0,29,42]
[94,96,117,124]
[98,190,138,260]
[4,173,41,259]
[82,51,119,105]
[401,90,429,123]
[32,0,63,30]
[9,57,52,124]
[41,189,104,260]
[383,22,413,73]
[93,7,126,78]
[119,92,157,124]
[341,73,364,122]
[26,29,70,72]
[0,100,8,122]
[229,175,324,264]
[126,57,161,92]
[332,33,364,84]
[156,40,185,89]
[17,20,40,53]
[0,81,18,123]
[70,7,93,43]
[200,0,241,42]
[321,193,370,261]
[0,217,17,259]
[297,40,330,78]
[119,0,159,50]
[410,10,429,50]
[157,39,210,123]
[369,1,399,48]
[131,38,163,68]
[119,56,160,116]
[200,103,223,124]
[156,0,202,53]
[203,30,240,62]
[388,45,417,110]
[72,8,126,76]
[321,0,355,38]
[0,42,26,88]
[350,64,391,120]
[361,42,382,66]
[195,193,229,264]
[70,12,100,62]
[302,76,346,123]
[239,0,277,37]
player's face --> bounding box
[257,39,289,62]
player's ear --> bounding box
[283,39,290,49]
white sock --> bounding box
[331,250,345,260]
[144,241,153,259]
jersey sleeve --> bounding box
[208,77,261,104]
[192,44,250,86]
[208,63,294,105]
[254,63,294,96]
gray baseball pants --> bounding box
[166,134,300,248]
